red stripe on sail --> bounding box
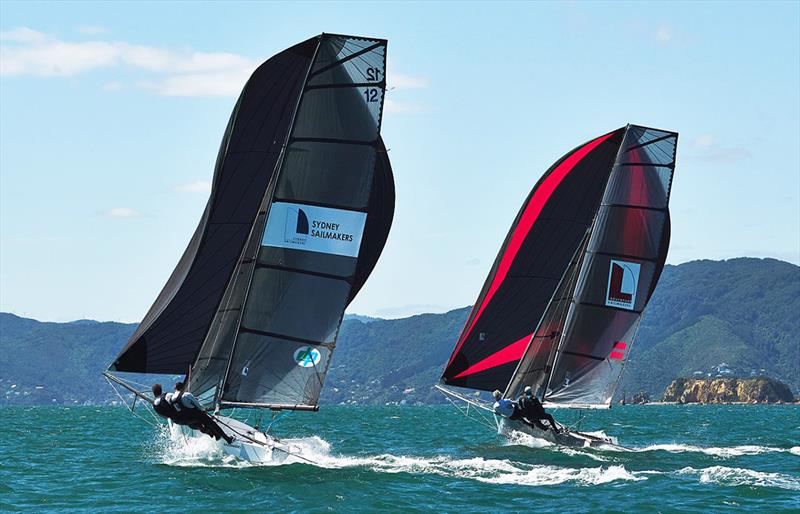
[609,351,625,360]
[613,341,627,350]
[448,131,618,367]
[453,335,532,379]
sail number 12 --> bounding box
[363,88,379,103]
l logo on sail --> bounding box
[606,259,640,310]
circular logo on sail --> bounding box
[294,346,321,368]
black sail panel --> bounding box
[440,129,625,393]
[110,38,318,374]
[218,35,392,408]
[543,125,677,407]
[350,139,394,303]
[504,231,589,399]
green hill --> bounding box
[620,258,800,398]
[1,258,797,406]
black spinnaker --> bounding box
[440,125,677,412]
[107,34,393,422]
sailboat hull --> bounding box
[498,417,624,449]
[169,416,294,464]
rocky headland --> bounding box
[662,377,795,404]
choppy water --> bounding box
[2,405,798,512]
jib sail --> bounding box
[186,34,393,410]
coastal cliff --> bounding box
[663,377,795,404]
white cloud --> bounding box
[687,134,751,164]
[0,27,48,44]
[103,207,141,218]
[384,98,424,114]
[76,26,110,36]
[103,80,123,91]
[692,134,716,149]
[138,70,251,97]
[655,25,673,44]
[173,181,212,193]
[0,27,256,97]
[1,28,429,100]
[388,72,428,89]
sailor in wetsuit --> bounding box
[152,383,178,419]
[492,390,523,420]
[154,382,233,444]
[517,385,560,433]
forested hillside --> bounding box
[1,258,797,406]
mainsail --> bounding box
[109,34,393,413]
[441,124,677,409]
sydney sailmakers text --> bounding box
[262,202,366,258]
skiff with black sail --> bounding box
[104,33,394,463]
[437,125,678,448]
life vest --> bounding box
[519,395,545,419]
[169,390,200,424]
[153,393,178,419]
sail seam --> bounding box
[239,326,335,348]
[254,262,353,283]
[308,41,383,79]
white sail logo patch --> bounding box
[294,346,321,368]
[262,202,367,257]
[605,259,640,310]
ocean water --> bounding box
[1,404,798,512]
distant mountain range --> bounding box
[1,258,798,406]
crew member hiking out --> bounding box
[492,390,523,420]
[518,385,560,433]
[151,384,178,420]
[168,382,234,444]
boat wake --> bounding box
[626,443,798,458]
[154,431,799,490]
[677,466,800,491]
[155,430,646,485]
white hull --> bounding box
[169,415,295,464]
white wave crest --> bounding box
[503,429,555,448]
[790,446,800,456]
[156,429,644,486]
[475,464,645,486]
[158,428,244,468]
[632,444,793,458]
[677,466,800,491]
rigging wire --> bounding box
[104,375,161,429]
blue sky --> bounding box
[1,1,798,322]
